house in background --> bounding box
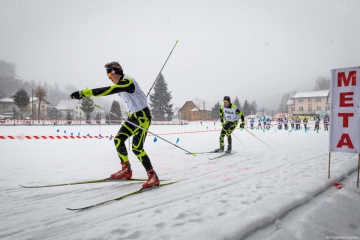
[56,100,84,119]
[29,97,52,119]
[0,97,52,119]
[0,97,18,116]
[287,90,330,117]
[179,98,212,121]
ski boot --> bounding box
[214,146,224,153]
[142,169,160,188]
[110,162,132,179]
[225,146,232,154]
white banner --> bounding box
[329,66,360,153]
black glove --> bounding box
[69,91,82,99]
[240,121,245,129]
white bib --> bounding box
[223,105,240,122]
[118,74,148,114]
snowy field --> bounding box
[0,122,359,240]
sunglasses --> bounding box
[223,100,229,103]
[107,72,114,77]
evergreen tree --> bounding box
[110,100,122,124]
[0,60,16,77]
[95,112,101,124]
[250,101,258,115]
[47,106,59,120]
[105,113,110,124]
[242,100,251,116]
[13,89,30,119]
[211,102,221,120]
[80,97,94,123]
[149,73,174,121]
[0,60,23,98]
[233,97,241,111]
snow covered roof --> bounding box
[0,97,51,105]
[293,90,329,98]
[56,100,80,110]
[191,98,212,111]
[0,97,14,103]
[286,99,294,105]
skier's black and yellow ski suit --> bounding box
[79,74,154,172]
[219,103,244,148]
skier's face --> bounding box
[224,100,230,107]
[108,73,121,84]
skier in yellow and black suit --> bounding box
[214,96,245,153]
[69,61,159,188]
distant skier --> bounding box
[263,116,266,129]
[250,118,255,129]
[214,96,244,153]
[303,117,308,132]
[295,116,301,130]
[277,117,282,130]
[69,61,159,188]
[323,115,329,131]
[266,118,271,130]
[314,116,320,131]
[283,117,288,130]
[290,117,295,130]
[257,117,262,129]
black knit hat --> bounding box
[223,96,231,102]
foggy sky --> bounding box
[1,0,360,110]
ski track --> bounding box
[47,156,336,239]
[1,126,357,240]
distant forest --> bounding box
[1,59,330,117]
[0,60,111,109]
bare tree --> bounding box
[278,93,290,113]
[34,83,46,120]
[314,76,330,90]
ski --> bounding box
[209,151,237,160]
[66,181,179,211]
[20,178,169,189]
[185,151,217,155]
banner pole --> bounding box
[328,151,331,178]
[357,154,360,187]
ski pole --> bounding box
[146,40,179,97]
[82,98,196,156]
[232,133,246,148]
[244,128,276,152]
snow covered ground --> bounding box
[1,122,359,240]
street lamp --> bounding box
[31,89,34,119]
[13,107,15,126]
